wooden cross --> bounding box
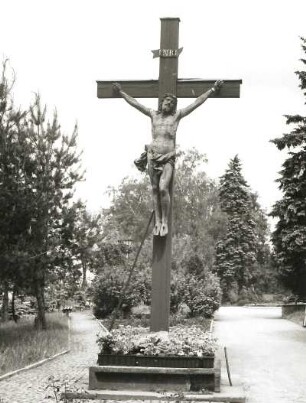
[97,18,242,332]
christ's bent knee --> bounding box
[159,187,169,199]
[152,184,159,194]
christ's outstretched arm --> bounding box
[179,80,223,118]
[113,83,152,117]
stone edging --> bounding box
[91,314,109,334]
[0,349,70,382]
[209,318,214,334]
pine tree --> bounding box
[24,94,84,328]
[0,63,86,326]
[215,156,258,301]
[0,60,30,320]
[271,37,306,298]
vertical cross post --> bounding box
[150,18,180,332]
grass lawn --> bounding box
[0,312,69,376]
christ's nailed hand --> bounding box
[112,82,122,94]
[213,80,224,92]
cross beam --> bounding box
[97,18,241,332]
[97,79,242,98]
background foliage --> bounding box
[271,37,306,298]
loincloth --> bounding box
[134,145,175,175]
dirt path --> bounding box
[214,306,306,403]
[0,311,102,403]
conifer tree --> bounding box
[215,156,258,301]
[271,37,306,298]
[0,60,29,320]
[0,62,88,326]
[24,95,84,328]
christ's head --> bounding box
[158,93,177,114]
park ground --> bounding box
[0,311,100,402]
[0,308,306,402]
[214,306,306,403]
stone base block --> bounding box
[65,386,246,402]
[89,361,221,393]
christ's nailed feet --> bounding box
[153,222,161,236]
[159,222,168,237]
[153,221,168,236]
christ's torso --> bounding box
[150,111,180,154]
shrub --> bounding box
[131,303,150,318]
[170,252,222,317]
[180,271,222,318]
[92,266,151,319]
[93,261,221,319]
[222,281,239,304]
[170,270,186,313]
[236,286,259,306]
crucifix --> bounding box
[97,18,242,332]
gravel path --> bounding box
[0,311,102,403]
[214,306,306,403]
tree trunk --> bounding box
[35,280,47,329]
[11,287,18,323]
[81,260,87,289]
[1,282,9,322]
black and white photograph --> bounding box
[1,1,306,402]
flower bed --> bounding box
[97,325,216,368]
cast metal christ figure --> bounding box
[113,80,223,237]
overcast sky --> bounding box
[1,0,306,223]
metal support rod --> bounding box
[224,346,233,386]
[108,211,154,331]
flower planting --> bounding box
[97,325,216,357]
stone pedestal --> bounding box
[89,360,221,393]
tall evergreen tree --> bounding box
[215,156,259,301]
[23,95,84,328]
[0,60,30,320]
[0,62,90,326]
[271,37,306,298]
